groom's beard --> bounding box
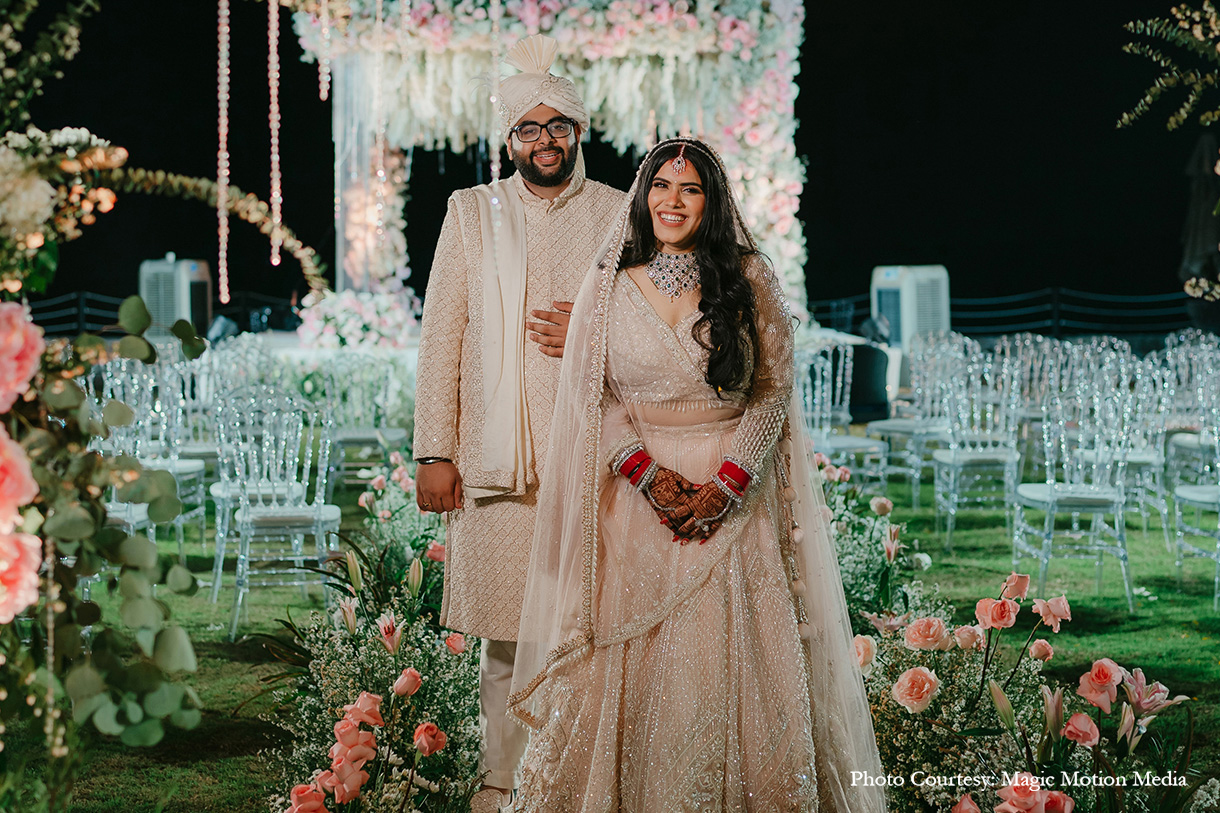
[511,139,578,187]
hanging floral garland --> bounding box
[289,0,809,316]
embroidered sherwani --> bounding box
[413,170,624,641]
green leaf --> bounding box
[118,296,152,335]
[153,626,197,673]
[73,333,106,356]
[73,692,108,725]
[120,718,164,747]
[54,623,83,659]
[170,320,198,341]
[120,596,165,630]
[118,334,154,362]
[118,570,152,599]
[169,707,201,730]
[102,400,135,427]
[64,663,106,703]
[92,698,124,735]
[165,564,196,595]
[148,494,182,524]
[43,503,96,540]
[135,628,157,657]
[120,697,144,725]
[171,320,207,360]
[142,682,184,719]
[42,378,85,410]
[119,535,158,570]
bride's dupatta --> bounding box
[509,138,887,813]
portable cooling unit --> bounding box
[869,265,950,353]
[138,252,212,340]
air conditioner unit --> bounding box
[138,252,212,340]
[869,265,950,353]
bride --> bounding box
[507,137,886,812]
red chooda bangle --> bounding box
[619,449,653,487]
[716,460,751,498]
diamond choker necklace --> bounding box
[646,251,700,299]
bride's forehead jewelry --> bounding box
[670,144,687,175]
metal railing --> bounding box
[27,292,125,336]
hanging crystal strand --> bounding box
[488,0,504,237]
[217,0,231,304]
[318,0,331,101]
[268,0,283,266]
[371,0,388,288]
[42,540,60,755]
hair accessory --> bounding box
[646,251,700,300]
[670,144,687,175]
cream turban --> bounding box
[497,34,590,133]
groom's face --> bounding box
[506,104,580,187]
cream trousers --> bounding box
[481,638,529,789]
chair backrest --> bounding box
[945,353,1020,452]
[317,352,394,430]
[1039,361,1132,490]
[216,385,334,512]
[93,358,158,458]
[797,350,833,438]
[814,342,854,427]
[907,331,977,420]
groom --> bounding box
[412,34,624,812]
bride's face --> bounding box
[647,160,705,254]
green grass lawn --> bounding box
[10,477,1220,812]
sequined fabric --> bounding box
[516,256,817,811]
[412,171,625,641]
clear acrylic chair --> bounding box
[1172,391,1220,610]
[1013,367,1135,613]
[316,352,408,497]
[798,349,887,488]
[211,385,341,640]
[933,353,1021,552]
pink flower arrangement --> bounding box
[425,540,446,563]
[950,794,980,813]
[391,465,414,492]
[1030,639,1054,662]
[0,424,38,534]
[891,666,940,713]
[1078,658,1125,713]
[1031,595,1071,633]
[1062,712,1100,747]
[357,491,375,509]
[393,667,422,697]
[995,772,1046,813]
[445,632,465,654]
[902,616,953,651]
[285,782,326,813]
[413,721,447,756]
[821,464,842,483]
[370,474,387,491]
[853,634,877,675]
[329,719,378,769]
[953,624,986,651]
[317,756,369,804]
[1001,572,1030,601]
[0,531,41,624]
[975,597,1020,630]
[0,303,45,413]
[1044,791,1076,813]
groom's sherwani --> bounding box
[413,168,622,642]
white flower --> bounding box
[0,146,55,239]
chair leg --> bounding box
[1115,517,1134,614]
[228,532,249,642]
[946,468,959,554]
[1173,500,1186,591]
[210,518,228,604]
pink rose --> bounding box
[869,496,893,516]
[342,692,384,727]
[1043,791,1075,813]
[954,624,986,650]
[0,425,38,534]
[838,466,851,482]
[1002,572,1031,601]
[286,783,326,813]
[821,464,841,483]
[394,667,422,697]
[413,721,448,756]
[853,634,877,674]
[891,666,940,713]
[951,794,980,813]
[902,617,953,651]
[1062,712,1100,747]
[1030,639,1054,662]
[0,531,41,624]
[377,611,402,655]
[445,632,466,654]
[813,451,829,467]
[425,540,446,562]
[389,451,405,467]
[357,491,375,509]
[0,303,45,413]
[975,598,1019,630]
[370,474,387,491]
[1032,595,1072,633]
[318,757,368,804]
[996,772,1047,813]
[1078,658,1125,713]
[329,720,377,768]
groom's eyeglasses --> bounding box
[510,117,575,143]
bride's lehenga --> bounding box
[509,137,886,813]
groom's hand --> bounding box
[526,301,574,358]
[416,461,464,513]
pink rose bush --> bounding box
[0,302,45,413]
[951,794,980,813]
[891,666,940,713]
[445,632,466,655]
[1062,712,1099,747]
[853,634,877,675]
[0,530,41,624]
[0,424,38,534]
[1029,639,1054,662]
[902,616,953,651]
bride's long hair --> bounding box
[618,141,759,397]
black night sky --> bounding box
[27,0,1198,306]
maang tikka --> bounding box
[670,144,687,175]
